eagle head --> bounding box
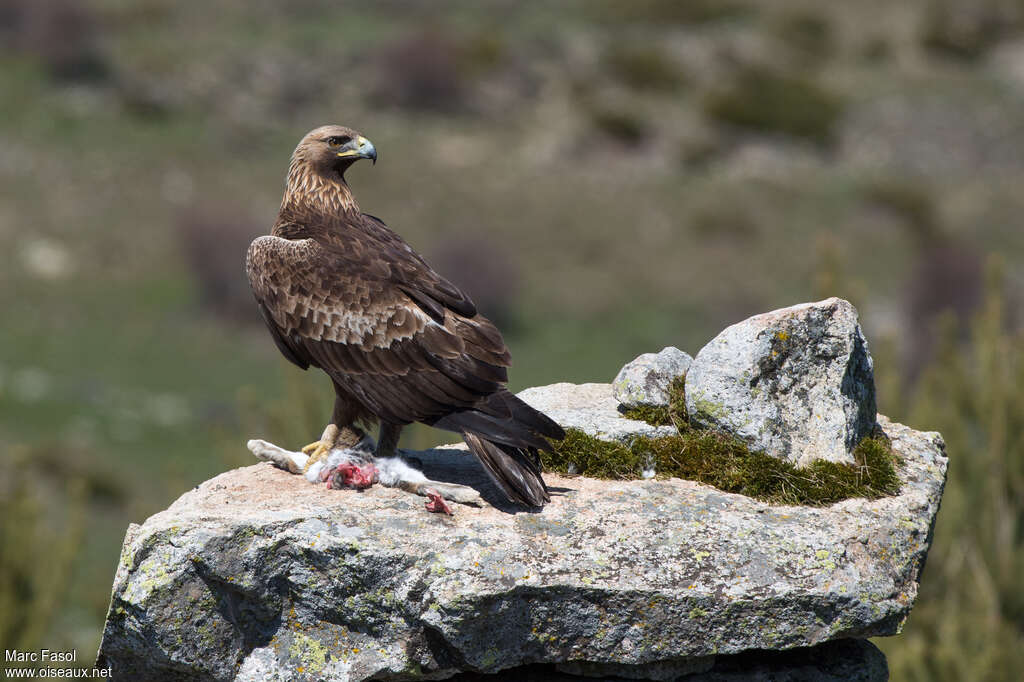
[293,125,377,179]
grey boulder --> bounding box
[612,346,693,408]
[686,298,876,467]
[97,385,945,681]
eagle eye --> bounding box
[326,135,351,147]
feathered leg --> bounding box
[376,422,403,458]
[302,390,367,472]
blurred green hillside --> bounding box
[1,1,1022,678]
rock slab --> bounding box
[518,382,678,442]
[686,298,877,467]
[612,346,693,408]
[97,385,945,681]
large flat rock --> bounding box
[97,396,946,681]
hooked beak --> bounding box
[336,136,377,164]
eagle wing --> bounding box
[245,228,516,427]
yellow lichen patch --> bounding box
[289,632,329,674]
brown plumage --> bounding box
[246,125,564,507]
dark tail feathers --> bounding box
[462,433,550,507]
[429,390,564,507]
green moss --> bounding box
[621,404,672,426]
[621,376,688,428]
[543,426,900,507]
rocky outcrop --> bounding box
[612,346,692,408]
[97,400,945,681]
[686,298,876,467]
[97,298,946,681]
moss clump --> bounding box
[621,404,672,426]
[543,428,900,507]
[621,376,689,428]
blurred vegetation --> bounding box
[875,262,1024,681]
[1,0,1022,678]
[860,178,939,241]
[588,105,653,146]
[922,0,1024,61]
[595,0,752,26]
[1,451,84,667]
[604,44,686,93]
[703,67,844,145]
[771,10,836,64]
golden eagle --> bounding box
[246,125,564,507]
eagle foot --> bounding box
[300,439,333,472]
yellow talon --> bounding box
[301,440,332,472]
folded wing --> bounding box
[246,224,563,506]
